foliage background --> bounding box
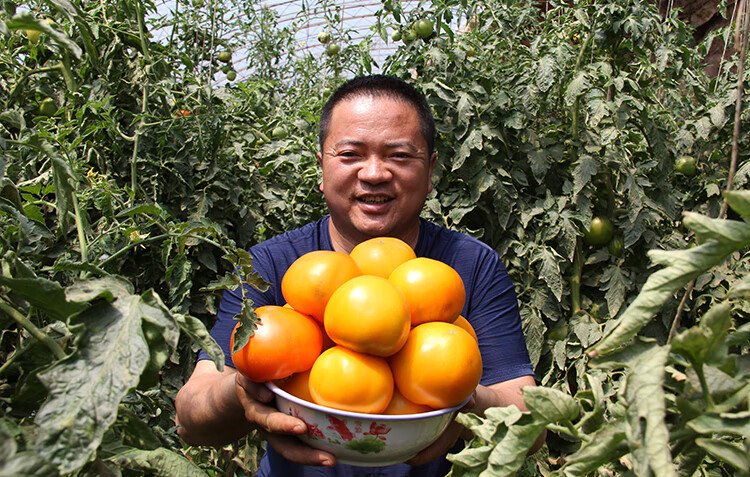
[0,0,748,475]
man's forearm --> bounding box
[175,366,253,446]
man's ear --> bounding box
[317,151,324,193]
[427,151,437,193]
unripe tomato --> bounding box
[391,30,402,42]
[675,156,697,176]
[608,235,624,257]
[218,50,232,63]
[39,98,57,117]
[226,70,237,81]
[271,126,287,139]
[390,322,482,408]
[317,31,331,44]
[326,43,340,56]
[230,305,323,382]
[415,19,434,39]
[26,29,41,44]
[583,217,614,246]
[403,29,418,42]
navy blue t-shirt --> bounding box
[198,215,533,476]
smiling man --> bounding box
[175,75,543,476]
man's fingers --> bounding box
[262,433,337,467]
[235,374,273,403]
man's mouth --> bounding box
[358,196,393,204]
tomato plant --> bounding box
[231,306,323,383]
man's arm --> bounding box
[175,360,336,466]
[406,375,546,466]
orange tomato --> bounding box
[388,257,466,325]
[277,370,313,402]
[230,306,323,382]
[452,315,478,342]
[284,303,335,349]
[281,250,361,322]
[324,275,410,357]
[389,322,482,408]
[349,237,417,278]
[308,346,394,414]
[383,387,434,415]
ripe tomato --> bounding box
[583,217,614,246]
[388,257,466,325]
[230,305,323,382]
[452,315,478,342]
[389,322,482,408]
[349,236,416,278]
[281,250,361,322]
[324,275,411,357]
[277,370,313,402]
[309,346,394,414]
[383,387,434,415]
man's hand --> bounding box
[233,373,336,466]
[175,360,335,466]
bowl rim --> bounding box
[266,381,471,421]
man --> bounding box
[175,75,543,476]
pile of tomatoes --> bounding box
[230,237,483,415]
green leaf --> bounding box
[724,190,750,220]
[6,13,82,58]
[32,278,176,474]
[523,386,580,423]
[109,448,206,476]
[590,213,750,357]
[231,302,260,355]
[687,412,750,437]
[0,276,87,322]
[557,421,627,476]
[694,438,749,473]
[624,345,676,477]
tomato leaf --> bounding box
[623,344,676,477]
[694,438,750,473]
[231,302,260,354]
[108,448,206,476]
[556,421,627,476]
[590,213,750,356]
[724,190,750,221]
[0,275,87,322]
[523,386,581,423]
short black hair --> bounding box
[318,75,436,156]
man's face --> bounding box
[318,95,436,252]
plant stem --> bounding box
[0,301,66,360]
[570,238,583,315]
[720,0,749,219]
[667,280,694,344]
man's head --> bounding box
[316,75,438,253]
[319,75,436,157]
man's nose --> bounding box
[358,156,392,183]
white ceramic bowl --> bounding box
[266,382,469,467]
